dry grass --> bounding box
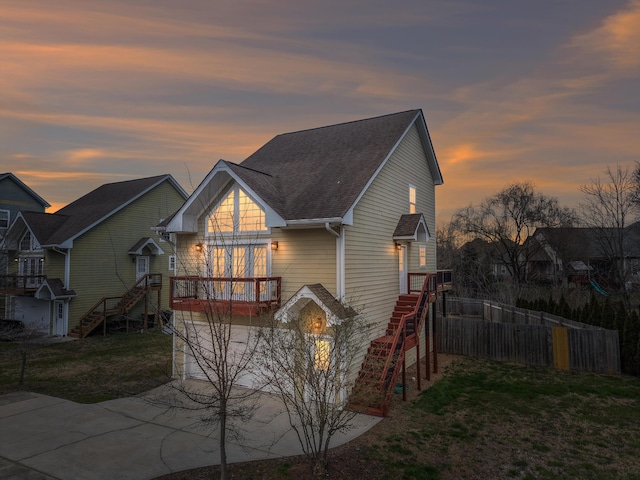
[0,331,172,403]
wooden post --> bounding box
[425,312,431,382]
[402,358,407,401]
[442,291,447,317]
[157,284,162,330]
[416,339,422,391]
[144,291,149,331]
[432,302,438,373]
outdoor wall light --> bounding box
[195,243,203,252]
[395,242,402,250]
[312,317,323,333]
[271,241,279,251]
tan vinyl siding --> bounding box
[179,183,338,306]
[270,228,336,302]
[43,250,66,282]
[346,124,438,341]
[67,181,185,329]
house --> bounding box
[0,173,51,324]
[0,175,188,336]
[0,173,50,242]
[165,109,450,416]
[528,227,640,289]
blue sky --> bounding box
[1,0,639,221]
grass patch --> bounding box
[398,357,640,480]
[0,331,172,402]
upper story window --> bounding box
[207,185,266,234]
[0,210,9,240]
[409,185,416,214]
[19,230,40,252]
[0,210,9,229]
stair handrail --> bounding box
[380,273,438,409]
[76,274,162,337]
[377,273,436,388]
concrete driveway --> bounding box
[0,384,380,480]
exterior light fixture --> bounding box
[195,243,203,252]
[271,241,279,251]
[312,317,323,333]
[395,242,402,250]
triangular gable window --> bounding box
[207,184,267,234]
[20,230,41,251]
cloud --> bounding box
[570,0,640,71]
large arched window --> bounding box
[207,185,266,234]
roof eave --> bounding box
[342,110,443,222]
[285,217,347,228]
[58,175,180,245]
[167,161,287,233]
[1,173,51,208]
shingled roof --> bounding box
[231,109,441,221]
[167,109,442,233]
[0,173,51,209]
[5,175,186,248]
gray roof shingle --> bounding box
[45,175,174,246]
[234,109,427,221]
[11,175,183,247]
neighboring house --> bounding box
[0,175,188,336]
[166,109,449,415]
[0,173,50,321]
[528,227,640,289]
[0,173,50,243]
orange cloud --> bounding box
[571,0,640,71]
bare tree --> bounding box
[580,164,639,302]
[436,221,461,271]
[0,318,48,386]
[160,187,271,480]
[254,310,369,477]
[452,182,577,287]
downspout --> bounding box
[325,223,345,300]
[52,247,71,288]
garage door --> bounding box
[11,297,50,334]
[183,324,258,389]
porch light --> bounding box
[271,241,278,251]
[195,243,203,252]
[395,242,402,250]
[312,317,323,333]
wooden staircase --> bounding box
[68,274,162,338]
[350,274,436,416]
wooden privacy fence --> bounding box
[437,298,620,375]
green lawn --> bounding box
[0,331,172,403]
[372,358,640,480]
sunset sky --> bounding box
[2,0,639,222]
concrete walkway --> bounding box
[0,386,380,480]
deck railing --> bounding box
[169,276,282,313]
[0,274,46,293]
[408,270,452,294]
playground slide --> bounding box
[590,279,608,296]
